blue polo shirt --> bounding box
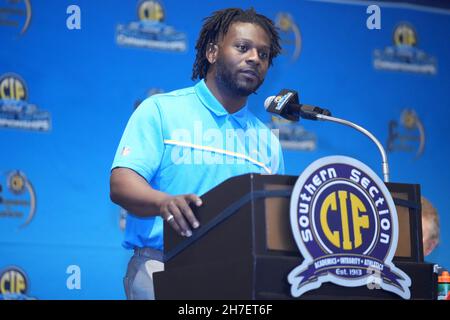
[112,79,284,251]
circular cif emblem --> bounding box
[393,23,417,47]
[137,0,165,22]
[1,170,36,228]
[290,156,394,260]
[0,267,28,296]
[275,12,302,61]
[0,73,28,101]
[288,156,411,299]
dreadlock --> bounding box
[192,8,281,80]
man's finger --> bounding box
[178,199,200,229]
[169,202,192,237]
[185,194,202,207]
[162,207,182,235]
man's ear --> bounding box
[206,43,218,64]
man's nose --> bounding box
[245,48,261,65]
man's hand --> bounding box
[159,194,202,237]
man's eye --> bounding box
[237,44,248,52]
[259,52,269,60]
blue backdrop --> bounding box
[1,0,449,299]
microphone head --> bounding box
[264,90,300,122]
[264,96,275,110]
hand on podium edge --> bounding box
[159,194,202,237]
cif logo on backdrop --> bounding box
[0,266,35,300]
[0,73,51,131]
[0,170,36,228]
[275,12,301,62]
[267,117,316,151]
[288,156,411,299]
[387,109,425,158]
[0,0,32,35]
[373,23,437,74]
[116,0,187,51]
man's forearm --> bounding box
[110,168,169,217]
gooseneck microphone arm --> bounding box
[316,114,390,183]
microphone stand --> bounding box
[315,114,390,183]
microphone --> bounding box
[264,89,331,121]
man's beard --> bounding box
[214,56,264,97]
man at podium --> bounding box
[110,7,285,300]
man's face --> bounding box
[213,22,271,97]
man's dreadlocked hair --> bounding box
[192,8,281,80]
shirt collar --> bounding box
[195,79,250,128]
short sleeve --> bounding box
[111,98,164,182]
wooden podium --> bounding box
[153,174,437,299]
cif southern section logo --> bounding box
[0,170,36,228]
[116,0,187,51]
[0,266,35,300]
[288,156,411,299]
[373,23,437,74]
[387,109,425,158]
[275,12,301,62]
[0,0,32,35]
[0,73,51,131]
